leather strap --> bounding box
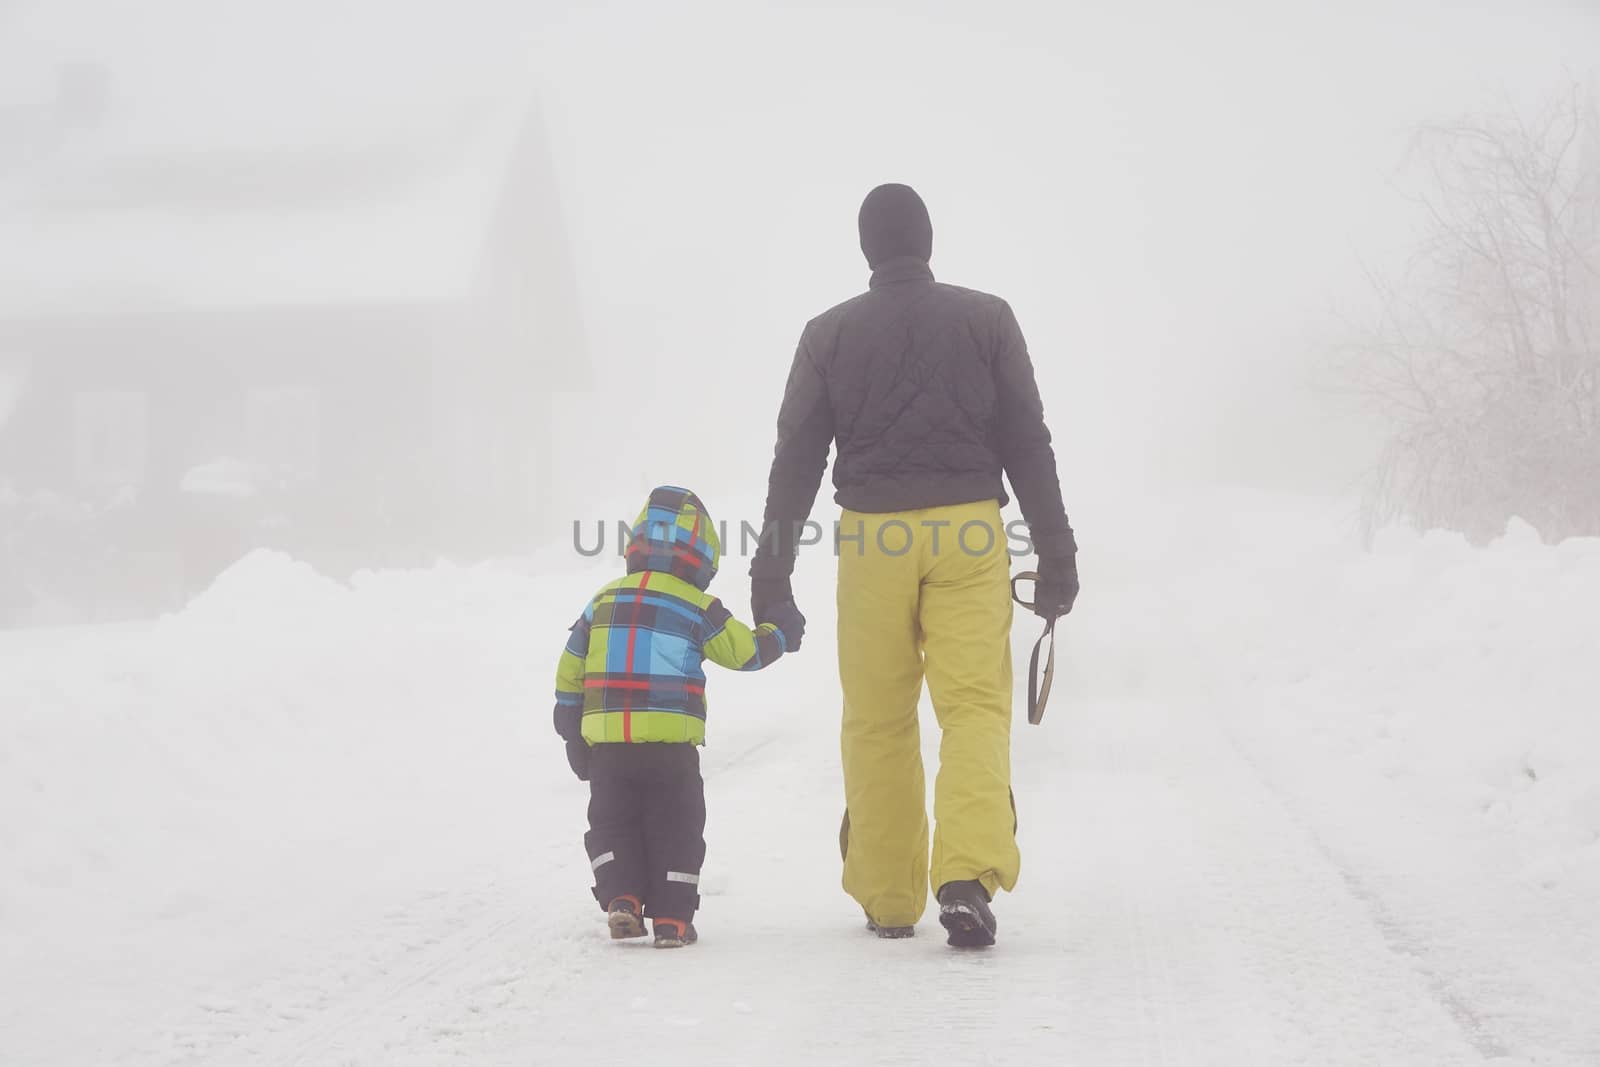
[1010,571,1056,725]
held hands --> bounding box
[753,575,805,653]
[760,599,807,653]
[750,575,793,622]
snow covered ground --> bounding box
[2,491,1597,1065]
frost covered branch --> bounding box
[1341,85,1600,542]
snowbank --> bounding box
[1061,494,1600,895]
[1181,510,1600,898]
[0,548,606,1056]
[1067,493,1600,1057]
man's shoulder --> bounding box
[805,280,1007,330]
[930,280,1007,309]
[804,290,874,333]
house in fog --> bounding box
[0,50,588,621]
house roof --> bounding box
[0,2,558,318]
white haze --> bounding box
[7,6,1600,1063]
[1,0,1597,554]
[527,0,1599,508]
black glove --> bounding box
[553,703,581,741]
[1032,553,1079,621]
[760,599,806,653]
[751,575,793,622]
[564,738,591,782]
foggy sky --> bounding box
[3,0,1597,529]
[528,0,1598,508]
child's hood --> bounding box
[624,485,721,591]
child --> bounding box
[553,486,804,948]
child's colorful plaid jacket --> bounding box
[553,486,791,746]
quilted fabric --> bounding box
[755,257,1074,578]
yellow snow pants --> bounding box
[837,499,1018,927]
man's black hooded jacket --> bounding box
[754,194,1075,578]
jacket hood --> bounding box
[858,183,933,268]
[624,485,720,590]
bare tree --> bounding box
[1342,85,1600,543]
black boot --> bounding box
[863,911,915,939]
[936,880,996,948]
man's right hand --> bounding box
[751,575,794,622]
[1032,553,1079,621]
[760,600,806,653]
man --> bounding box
[751,183,1078,948]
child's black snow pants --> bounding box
[584,742,706,923]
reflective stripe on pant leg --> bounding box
[642,744,706,922]
[585,746,646,909]
[837,507,930,928]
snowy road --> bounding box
[63,701,1469,1066]
[5,499,1598,1065]
[98,699,1516,1066]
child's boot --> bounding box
[652,917,698,948]
[607,894,646,939]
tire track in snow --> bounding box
[126,690,1499,1066]
[1209,711,1513,1062]
[1040,693,1488,1066]
[135,728,806,1066]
